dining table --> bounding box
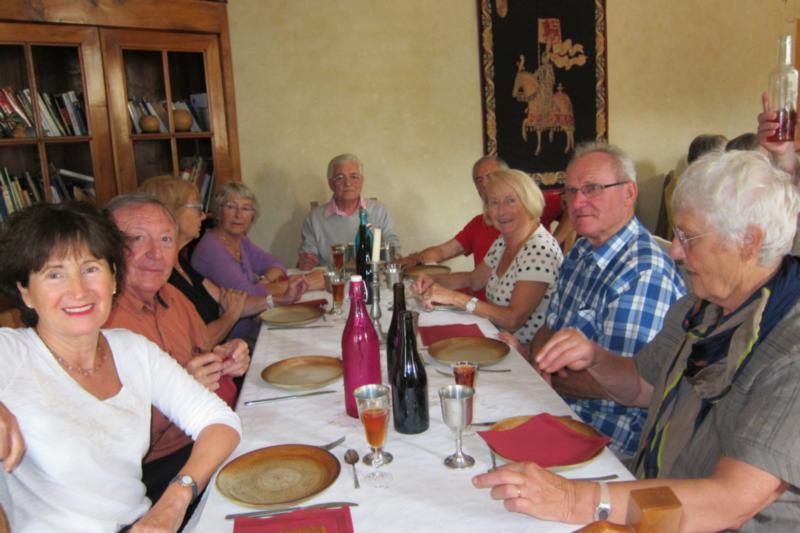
[186,283,635,533]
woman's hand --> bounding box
[275,276,308,305]
[218,288,247,319]
[410,273,433,294]
[300,269,325,291]
[472,462,587,523]
[534,328,597,376]
[0,401,24,472]
[217,339,250,377]
[131,482,191,533]
[185,352,224,391]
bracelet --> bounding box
[266,294,274,308]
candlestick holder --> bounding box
[369,273,387,344]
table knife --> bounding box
[225,501,359,519]
[243,390,336,406]
[265,325,334,330]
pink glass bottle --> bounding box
[342,275,382,417]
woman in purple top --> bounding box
[191,182,319,340]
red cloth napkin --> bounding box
[289,298,329,309]
[418,324,484,346]
[477,413,610,468]
[234,506,354,533]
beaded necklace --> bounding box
[39,332,107,377]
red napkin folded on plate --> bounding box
[477,413,610,468]
[234,506,354,533]
[289,298,329,309]
[418,324,484,346]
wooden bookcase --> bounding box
[0,0,240,209]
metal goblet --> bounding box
[439,384,475,469]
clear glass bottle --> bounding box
[768,34,798,142]
[341,275,381,418]
[391,310,429,434]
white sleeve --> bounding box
[132,332,241,438]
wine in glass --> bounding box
[439,384,475,469]
[354,384,393,487]
[331,243,346,275]
[452,361,477,430]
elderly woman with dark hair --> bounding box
[412,169,562,344]
[191,181,320,340]
[474,150,800,531]
[0,202,240,532]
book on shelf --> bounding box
[199,170,214,211]
[189,92,209,131]
[0,167,47,221]
[0,87,32,128]
[178,155,207,185]
[40,92,68,136]
[60,91,86,136]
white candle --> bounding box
[372,228,382,263]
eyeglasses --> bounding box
[563,181,628,200]
[673,227,715,248]
[183,203,204,211]
[330,173,362,184]
[222,202,256,214]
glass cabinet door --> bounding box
[102,29,230,208]
[0,23,112,216]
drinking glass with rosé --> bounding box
[354,384,393,487]
[452,361,477,429]
[331,244,346,275]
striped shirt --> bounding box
[547,216,686,457]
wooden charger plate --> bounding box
[261,356,343,390]
[427,336,509,366]
[216,444,340,507]
[490,415,604,470]
[260,305,322,326]
[404,264,451,278]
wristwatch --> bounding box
[594,480,611,521]
[171,474,199,501]
[465,297,479,314]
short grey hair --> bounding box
[104,192,176,226]
[672,150,800,267]
[472,155,509,173]
[570,141,637,184]
[211,181,260,222]
[327,153,364,181]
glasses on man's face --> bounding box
[183,203,204,211]
[673,227,715,249]
[562,181,628,200]
[330,173,362,185]
[222,202,255,215]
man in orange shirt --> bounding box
[104,193,250,508]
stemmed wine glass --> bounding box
[439,384,475,469]
[323,271,345,315]
[354,384,394,487]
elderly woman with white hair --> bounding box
[474,150,800,531]
[412,169,563,344]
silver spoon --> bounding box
[344,449,360,489]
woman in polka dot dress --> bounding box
[413,169,562,343]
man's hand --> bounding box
[217,339,250,377]
[534,328,597,376]
[185,352,224,391]
[297,252,319,271]
[0,402,24,472]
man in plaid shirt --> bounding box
[530,142,686,460]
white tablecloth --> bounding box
[187,290,634,532]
